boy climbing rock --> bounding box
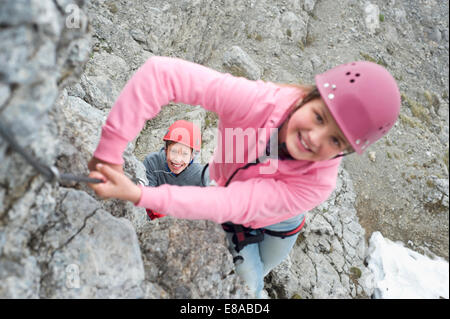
[142,120,206,219]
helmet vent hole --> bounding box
[346,72,351,76]
[350,79,355,83]
[355,73,360,77]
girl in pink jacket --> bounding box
[88,56,401,298]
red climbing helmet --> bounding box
[163,120,202,151]
[315,61,401,154]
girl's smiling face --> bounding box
[166,142,193,174]
[280,98,350,161]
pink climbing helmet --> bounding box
[315,61,401,154]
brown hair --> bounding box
[292,86,321,113]
[278,83,321,121]
[280,83,355,154]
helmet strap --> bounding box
[332,151,354,159]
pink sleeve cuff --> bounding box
[93,127,129,165]
[134,184,146,207]
[134,184,169,213]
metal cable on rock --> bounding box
[0,121,104,184]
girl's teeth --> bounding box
[301,140,309,150]
[299,135,311,151]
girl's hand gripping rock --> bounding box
[88,164,142,204]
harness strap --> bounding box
[222,223,264,252]
[220,139,304,252]
[200,163,209,187]
[222,218,304,252]
[224,158,261,187]
[262,217,305,238]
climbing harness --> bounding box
[218,144,304,257]
[222,218,305,253]
[222,223,265,253]
[0,121,104,184]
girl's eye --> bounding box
[315,113,323,123]
[332,137,341,148]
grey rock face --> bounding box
[39,188,145,298]
[138,218,252,298]
[1,0,448,299]
[0,0,146,298]
[223,46,261,80]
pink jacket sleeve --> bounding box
[136,161,338,229]
[93,56,266,164]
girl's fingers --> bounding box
[88,157,124,174]
[89,163,139,202]
[87,157,99,172]
[88,170,107,182]
[87,170,111,198]
[96,163,121,183]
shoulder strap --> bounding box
[225,158,261,187]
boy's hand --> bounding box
[88,164,142,204]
